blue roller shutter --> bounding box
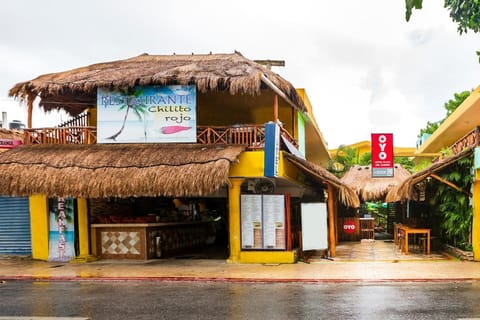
[0,197,31,255]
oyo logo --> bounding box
[376,134,388,160]
[343,221,356,234]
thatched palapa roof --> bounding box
[284,153,360,208]
[341,164,411,202]
[385,148,474,203]
[0,144,244,198]
[8,52,307,117]
[0,128,23,140]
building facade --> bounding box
[1,52,358,263]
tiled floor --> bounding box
[326,239,450,262]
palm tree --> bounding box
[106,87,148,141]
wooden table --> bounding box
[397,225,431,255]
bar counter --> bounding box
[91,221,213,260]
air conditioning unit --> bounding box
[247,178,275,193]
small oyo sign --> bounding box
[343,220,356,234]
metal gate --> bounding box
[0,197,31,255]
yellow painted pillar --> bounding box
[472,170,480,261]
[72,198,96,262]
[29,195,49,261]
[227,178,244,263]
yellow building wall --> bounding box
[29,195,49,260]
[229,151,265,177]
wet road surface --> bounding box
[0,280,480,319]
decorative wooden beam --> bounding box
[430,173,471,197]
[253,59,285,70]
[274,94,279,123]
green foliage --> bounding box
[445,91,471,116]
[418,120,441,138]
[444,0,480,34]
[328,145,359,177]
[358,151,371,165]
[406,0,480,34]
[430,156,473,250]
[395,157,416,172]
[405,0,423,21]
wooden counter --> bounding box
[91,221,213,260]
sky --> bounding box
[1,0,479,148]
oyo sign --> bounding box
[371,133,394,177]
[343,220,356,234]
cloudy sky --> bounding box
[1,0,479,148]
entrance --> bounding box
[336,201,445,260]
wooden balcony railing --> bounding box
[58,112,88,128]
[449,126,480,155]
[197,125,298,150]
[23,124,299,150]
[24,127,97,145]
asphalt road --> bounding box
[0,280,480,319]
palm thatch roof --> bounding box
[0,144,244,198]
[8,52,307,116]
[0,128,23,140]
[385,148,474,203]
[284,153,360,208]
[341,164,411,202]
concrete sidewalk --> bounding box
[0,257,479,283]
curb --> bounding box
[1,275,479,284]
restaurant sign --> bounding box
[371,133,394,177]
[97,85,196,143]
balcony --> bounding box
[23,124,299,150]
[24,127,98,145]
[449,126,480,155]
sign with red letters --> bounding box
[343,220,356,234]
[371,133,394,177]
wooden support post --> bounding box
[274,94,279,123]
[27,94,34,129]
[285,193,292,251]
[327,184,336,257]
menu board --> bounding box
[241,195,263,248]
[241,194,285,250]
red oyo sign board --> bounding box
[371,133,394,177]
[343,220,356,234]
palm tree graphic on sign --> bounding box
[106,87,148,141]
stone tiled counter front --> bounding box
[91,221,213,260]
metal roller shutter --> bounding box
[0,197,31,255]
